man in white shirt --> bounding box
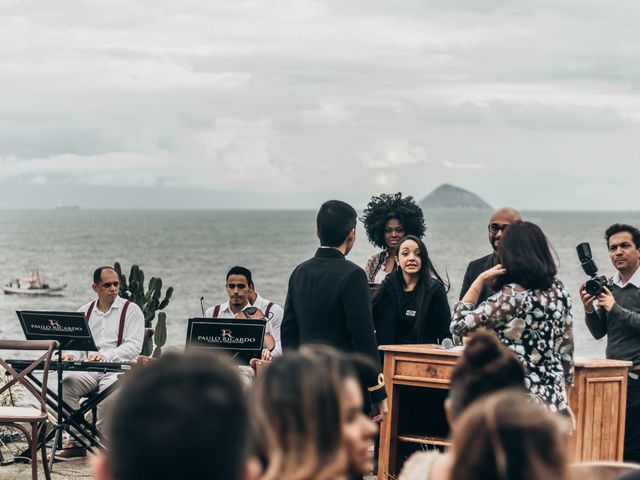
[58,266,144,459]
[248,289,283,358]
[205,266,281,362]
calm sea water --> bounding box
[2,209,640,357]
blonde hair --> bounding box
[252,346,358,480]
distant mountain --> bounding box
[419,184,492,210]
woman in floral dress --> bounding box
[451,221,574,414]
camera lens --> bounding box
[585,279,603,297]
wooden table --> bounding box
[378,344,631,478]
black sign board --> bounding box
[186,318,266,354]
[16,310,98,351]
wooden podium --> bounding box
[378,344,631,478]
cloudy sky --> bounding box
[1,0,639,210]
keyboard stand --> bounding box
[46,382,118,468]
[10,353,122,471]
[51,348,63,471]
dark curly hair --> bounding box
[360,193,426,249]
[605,223,640,249]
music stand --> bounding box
[15,310,99,467]
[17,310,98,352]
[186,317,266,358]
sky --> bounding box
[1,0,639,210]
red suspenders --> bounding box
[117,301,131,347]
[212,302,273,319]
[85,299,131,347]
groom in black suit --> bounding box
[459,207,521,303]
[281,200,388,421]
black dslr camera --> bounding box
[576,242,609,296]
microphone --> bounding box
[441,338,454,350]
[200,297,206,317]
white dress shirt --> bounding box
[76,296,144,363]
[205,297,282,357]
[612,266,640,289]
[204,301,253,319]
[252,292,283,358]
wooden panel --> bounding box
[378,352,399,478]
[593,382,604,457]
[394,358,455,385]
[580,376,626,461]
[582,377,595,459]
[602,382,613,460]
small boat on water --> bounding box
[3,271,66,296]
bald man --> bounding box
[459,207,521,303]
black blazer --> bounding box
[281,247,386,403]
[372,271,452,350]
[459,253,496,304]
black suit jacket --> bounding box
[281,247,386,403]
[459,253,496,304]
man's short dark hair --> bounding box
[316,200,357,247]
[107,352,250,480]
[226,266,253,287]
[605,223,640,249]
[93,266,116,285]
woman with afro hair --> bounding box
[361,193,426,284]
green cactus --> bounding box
[114,262,173,357]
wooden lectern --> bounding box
[378,344,631,478]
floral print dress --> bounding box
[451,279,574,412]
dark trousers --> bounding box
[624,375,640,463]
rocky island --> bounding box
[419,183,492,211]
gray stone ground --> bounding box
[2,457,378,479]
[2,456,93,480]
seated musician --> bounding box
[205,266,282,364]
[58,266,144,459]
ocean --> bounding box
[2,209,640,357]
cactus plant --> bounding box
[113,262,173,357]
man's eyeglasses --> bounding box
[227,283,246,289]
[488,223,510,234]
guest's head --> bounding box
[396,235,429,279]
[317,200,358,253]
[226,266,254,310]
[450,390,567,480]
[93,351,258,480]
[488,207,521,251]
[447,330,526,422]
[495,220,557,291]
[394,235,447,290]
[604,223,640,277]
[361,192,426,252]
[252,346,377,480]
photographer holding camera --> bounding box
[580,223,640,462]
